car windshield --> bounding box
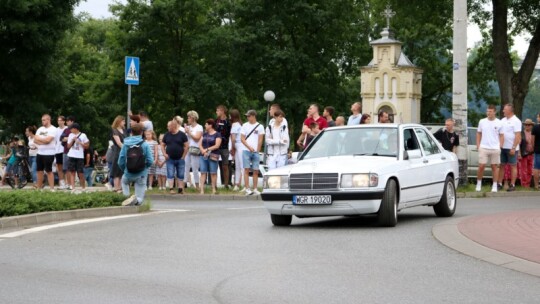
[301,127,399,160]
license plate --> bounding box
[293,195,332,205]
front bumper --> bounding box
[261,191,385,216]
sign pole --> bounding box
[127,84,132,127]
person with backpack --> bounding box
[118,123,154,206]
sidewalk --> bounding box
[433,209,540,278]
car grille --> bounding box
[289,173,339,190]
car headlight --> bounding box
[263,175,289,189]
[340,174,378,188]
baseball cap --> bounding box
[245,110,257,116]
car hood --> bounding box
[266,156,398,175]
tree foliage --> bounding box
[470,0,540,117]
[0,0,80,136]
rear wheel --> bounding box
[434,176,456,217]
[270,214,292,226]
[378,179,398,227]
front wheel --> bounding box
[433,176,456,217]
[378,179,398,227]
[270,214,292,226]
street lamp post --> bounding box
[263,90,275,163]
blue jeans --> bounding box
[84,167,94,187]
[242,150,260,170]
[29,156,37,182]
[500,148,517,165]
[166,158,185,180]
[121,174,146,205]
[199,155,219,173]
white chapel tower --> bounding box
[360,6,423,123]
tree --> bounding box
[229,0,372,134]
[0,0,80,136]
[471,0,540,117]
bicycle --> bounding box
[5,150,33,189]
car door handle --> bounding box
[423,159,429,164]
[441,156,446,160]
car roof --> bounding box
[326,123,425,130]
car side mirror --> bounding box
[404,149,422,160]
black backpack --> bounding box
[126,140,146,173]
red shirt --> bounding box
[303,116,328,130]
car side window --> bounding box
[403,128,420,151]
[415,128,441,156]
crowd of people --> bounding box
[2,101,539,205]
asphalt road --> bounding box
[0,196,539,304]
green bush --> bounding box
[0,191,126,217]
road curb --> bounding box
[456,191,540,198]
[432,216,540,278]
[0,206,141,230]
[147,194,261,201]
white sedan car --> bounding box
[261,124,459,227]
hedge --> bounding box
[0,191,126,217]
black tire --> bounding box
[270,214,292,226]
[378,179,398,227]
[434,176,456,217]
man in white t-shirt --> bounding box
[476,105,504,192]
[33,114,57,190]
[66,123,90,192]
[241,110,265,196]
[55,115,68,189]
[497,103,522,191]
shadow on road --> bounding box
[281,211,443,229]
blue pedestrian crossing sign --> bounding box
[125,56,140,85]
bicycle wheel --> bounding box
[5,173,15,189]
[18,164,28,189]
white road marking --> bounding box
[152,209,192,213]
[225,206,264,210]
[0,214,142,238]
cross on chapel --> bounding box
[381,4,395,29]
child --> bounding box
[144,130,158,190]
[156,134,167,190]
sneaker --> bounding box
[121,195,137,206]
[491,184,498,193]
[245,188,253,196]
[253,189,261,196]
[67,185,73,191]
[240,187,247,193]
[232,185,239,192]
[507,185,515,192]
[71,189,81,195]
[177,188,183,194]
[475,183,481,192]
[57,185,68,190]
[105,183,112,191]
[497,184,503,191]
[148,186,153,190]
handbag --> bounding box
[206,133,220,161]
[209,153,220,161]
[188,146,201,156]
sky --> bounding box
[74,0,531,57]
